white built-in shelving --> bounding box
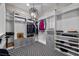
[55,4,79,56]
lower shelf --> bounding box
[56,46,79,56]
[55,48,73,56]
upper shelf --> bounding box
[56,35,79,39]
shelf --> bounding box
[56,45,79,55]
[55,48,73,56]
[56,41,79,49]
[56,43,79,53]
[56,39,79,45]
[56,35,79,39]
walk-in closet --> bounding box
[0,3,79,56]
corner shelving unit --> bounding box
[6,7,27,49]
[55,4,79,56]
[55,36,79,56]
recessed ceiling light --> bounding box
[27,3,30,6]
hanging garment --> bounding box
[34,22,38,34]
[27,22,35,35]
[39,19,46,32]
[39,20,45,31]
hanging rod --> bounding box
[15,16,26,21]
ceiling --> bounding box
[6,3,72,17]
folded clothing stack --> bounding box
[62,33,79,38]
[56,30,79,38]
[56,30,63,35]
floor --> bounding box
[8,42,67,56]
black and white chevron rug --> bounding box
[8,42,66,56]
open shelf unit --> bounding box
[55,35,79,56]
[55,4,79,56]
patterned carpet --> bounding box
[8,42,67,56]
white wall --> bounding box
[0,3,6,48]
[57,4,79,15]
[0,4,6,34]
[56,9,79,32]
[46,16,55,30]
[6,8,14,32]
[39,10,55,20]
[6,21,14,32]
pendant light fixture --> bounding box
[29,3,39,20]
